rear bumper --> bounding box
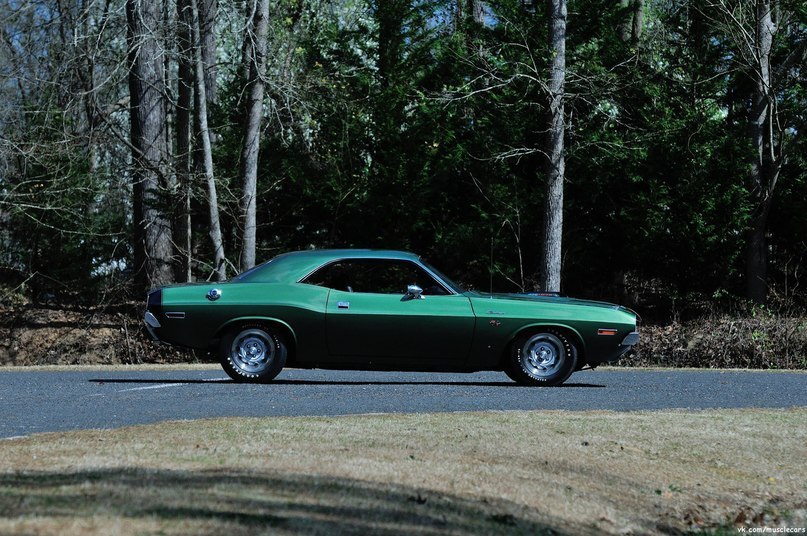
[144,311,161,342]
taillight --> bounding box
[147,289,163,315]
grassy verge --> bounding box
[1,409,806,535]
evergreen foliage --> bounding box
[0,0,804,317]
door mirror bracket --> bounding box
[403,284,424,301]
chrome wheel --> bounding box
[220,325,288,383]
[506,329,577,386]
[229,329,276,374]
[520,333,563,378]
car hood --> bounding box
[463,290,624,311]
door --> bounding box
[327,290,474,361]
[303,258,475,362]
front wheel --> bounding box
[505,330,576,386]
[219,325,287,383]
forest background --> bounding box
[0,0,805,367]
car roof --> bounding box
[234,249,422,284]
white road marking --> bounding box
[118,383,186,392]
[117,378,227,392]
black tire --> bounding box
[505,329,577,386]
[219,324,288,383]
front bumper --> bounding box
[601,331,640,364]
[598,331,639,364]
[621,331,640,346]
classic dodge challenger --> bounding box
[144,249,639,386]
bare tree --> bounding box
[539,0,567,292]
[198,0,218,106]
[191,0,226,281]
[745,0,778,304]
[238,0,270,272]
[127,0,175,289]
[176,0,194,282]
[709,0,805,303]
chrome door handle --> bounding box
[337,301,350,309]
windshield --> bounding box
[420,260,465,293]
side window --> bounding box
[302,259,448,295]
[302,262,352,291]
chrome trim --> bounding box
[144,311,161,328]
[165,312,186,319]
[414,261,456,295]
[621,331,640,346]
[296,259,339,284]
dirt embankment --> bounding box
[1,303,805,368]
[0,303,199,366]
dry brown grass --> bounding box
[1,409,805,535]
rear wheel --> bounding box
[219,325,287,383]
[506,329,576,386]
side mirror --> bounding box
[404,284,424,300]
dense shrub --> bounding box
[624,313,807,370]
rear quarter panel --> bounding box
[156,283,329,361]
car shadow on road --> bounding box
[271,380,606,388]
[88,378,605,388]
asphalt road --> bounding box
[0,367,805,439]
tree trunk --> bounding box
[618,0,631,41]
[455,0,484,28]
[176,0,194,282]
[745,0,777,304]
[631,0,643,42]
[191,0,226,281]
[238,0,269,272]
[539,0,566,293]
[745,211,769,305]
[127,0,174,290]
[198,0,218,106]
[618,0,643,43]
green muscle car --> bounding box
[144,249,639,386]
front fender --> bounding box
[508,323,587,356]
